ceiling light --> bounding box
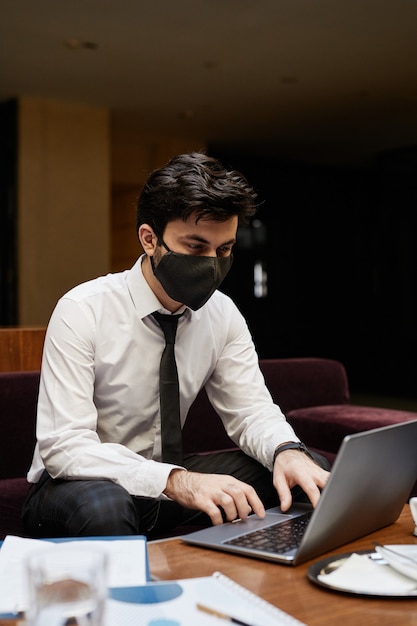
[281,76,298,85]
[65,39,98,51]
[177,110,194,120]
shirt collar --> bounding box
[126,255,191,320]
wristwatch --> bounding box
[273,441,313,465]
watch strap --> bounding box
[273,441,313,465]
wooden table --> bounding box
[148,505,417,626]
[1,506,415,626]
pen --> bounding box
[197,602,254,626]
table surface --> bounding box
[1,506,416,626]
[147,504,417,626]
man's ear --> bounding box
[138,224,158,254]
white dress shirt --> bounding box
[27,256,298,498]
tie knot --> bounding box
[153,312,181,345]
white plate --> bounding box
[308,550,417,598]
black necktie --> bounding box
[153,312,183,464]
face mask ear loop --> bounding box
[152,226,171,253]
[158,238,171,253]
[150,228,171,273]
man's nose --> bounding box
[205,248,218,258]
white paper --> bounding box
[375,544,417,582]
[317,548,417,594]
[0,534,148,614]
[104,574,305,626]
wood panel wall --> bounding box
[110,134,206,272]
[0,327,46,372]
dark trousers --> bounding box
[22,450,329,539]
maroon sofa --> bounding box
[1,358,416,540]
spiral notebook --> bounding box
[105,571,305,626]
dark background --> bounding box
[0,100,18,326]
[210,144,417,398]
[1,98,415,399]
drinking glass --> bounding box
[26,545,108,626]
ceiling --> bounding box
[2,0,417,164]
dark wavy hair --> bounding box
[136,152,258,237]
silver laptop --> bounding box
[182,419,417,565]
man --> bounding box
[23,152,329,538]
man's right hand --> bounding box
[163,468,266,525]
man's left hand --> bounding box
[273,450,330,511]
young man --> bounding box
[23,152,329,538]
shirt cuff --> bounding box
[126,460,185,498]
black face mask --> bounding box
[151,240,233,310]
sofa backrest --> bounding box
[0,358,350,473]
[259,358,349,412]
[182,357,350,453]
[0,371,40,478]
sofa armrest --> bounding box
[287,403,417,455]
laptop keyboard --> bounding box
[224,511,313,554]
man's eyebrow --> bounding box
[181,234,236,246]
